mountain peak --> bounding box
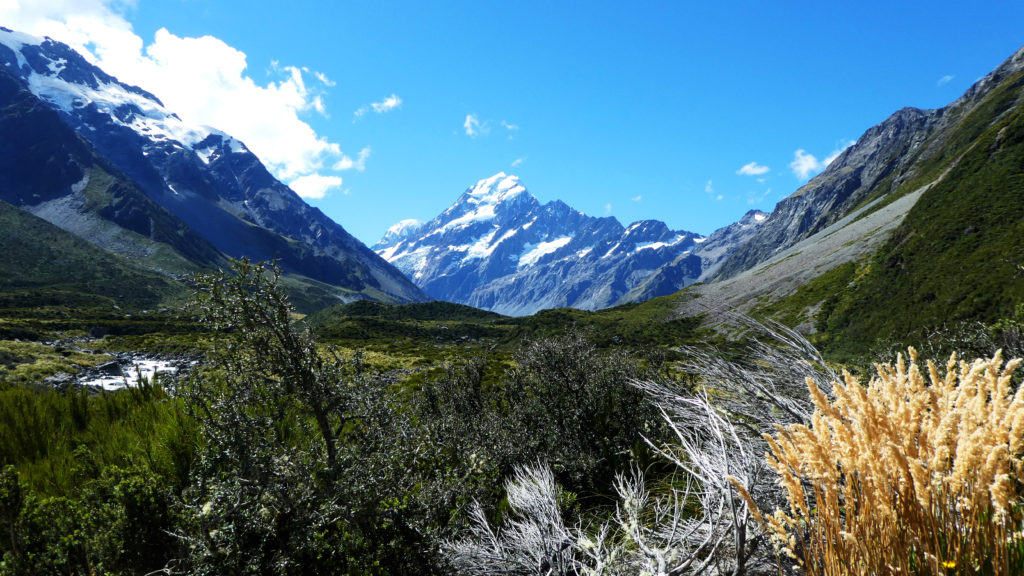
[460,172,528,206]
[376,174,709,315]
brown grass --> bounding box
[742,349,1024,575]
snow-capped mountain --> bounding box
[0,27,425,306]
[375,173,730,315]
[618,209,769,304]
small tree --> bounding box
[178,259,364,574]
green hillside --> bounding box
[770,72,1024,358]
[0,199,188,309]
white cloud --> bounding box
[790,140,854,180]
[501,120,519,131]
[314,71,335,87]
[289,174,343,199]
[354,93,402,118]
[737,161,770,176]
[631,194,642,202]
[511,157,526,167]
[790,149,822,180]
[2,0,358,188]
[333,146,371,171]
[716,195,724,201]
[823,148,844,166]
[937,74,954,86]
[464,114,481,137]
[705,180,714,194]
[604,203,612,214]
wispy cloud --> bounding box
[737,161,770,176]
[705,180,723,200]
[464,114,482,137]
[937,74,954,86]
[333,146,371,171]
[501,120,519,132]
[631,194,642,202]
[354,94,402,118]
[790,140,854,180]
[511,157,526,167]
[604,203,612,214]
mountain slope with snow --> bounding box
[0,27,426,307]
[375,173,757,315]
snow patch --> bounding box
[0,28,36,70]
[376,240,408,261]
[442,203,497,231]
[387,218,423,237]
[195,146,215,164]
[518,236,572,268]
[602,242,622,259]
[633,234,687,253]
[70,174,89,194]
[464,229,498,260]
[9,34,213,150]
[465,172,527,206]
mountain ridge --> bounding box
[375,172,766,315]
[0,27,427,309]
[712,45,1024,282]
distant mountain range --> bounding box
[374,172,767,315]
[2,23,1022,346]
[379,44,1024,342]
[0,27,426,311]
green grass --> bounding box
[304,293,701,363]
[0,340,113,386]
[754,261,859,331]
[0,198,190,309]
[0,381,197,497]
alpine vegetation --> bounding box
[750,350,1024,576]
[442,316,838,575]
[443,316,1024,576]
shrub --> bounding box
[752,349,1024,575]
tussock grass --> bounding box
[746,349,1024,575]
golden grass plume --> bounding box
[748,349,1024,575]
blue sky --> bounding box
[5,1,1024,244]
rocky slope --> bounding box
[0,27,426,308]
[713,45,1024,281]
[688,45,1024,356]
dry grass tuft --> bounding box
[750,349,1024,575]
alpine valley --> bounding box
[375,45,1024,357]
[1,24,1022,359]
[2,14,1024,576]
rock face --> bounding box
[375,173,764,315]
[0,27,426,305]
[713,45,1024,281]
